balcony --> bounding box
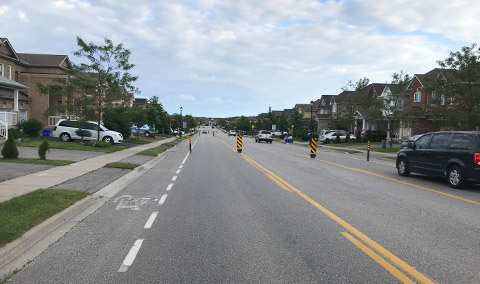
[0,111,18,126]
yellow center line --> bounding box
[217,139,434,283]
[342,232,415,284]
[278,148,480,206]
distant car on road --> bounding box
[255,130,273,143]
[52,119,123,144]
[396,131,480,189]
[228,130,236,137]
[320,130,355,143]
[202,130,207,134]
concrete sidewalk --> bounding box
[0,137,176,202]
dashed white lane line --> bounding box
[179,165,184,169]
[118,239,144,273]
[144,212,158,229]
[166,183,174,191]
[176,170,181,174]
[159,194,168,205]
[182,152,189,164]
[172,176,177,181]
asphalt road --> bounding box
[10,128,480,283]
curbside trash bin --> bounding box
[382,139,386,148]
[43,130,50,137]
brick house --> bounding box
[407,68,459,135]
[0,37,72,130]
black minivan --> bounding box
[396,131,480,189]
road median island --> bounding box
[0,189,88,248]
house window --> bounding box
[450,96,455,104]
[0,64,3,77]
[332,104,337,113]
[7,65,11,80]
[431,91,436,100]
[414,91,422,102]
[441,94,445,105]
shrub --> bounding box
[365,130,372,142]
[325,138,330,144]
[103,107,132,139]
[19,118,43,137]
[1,135,19,159]
[38,140,50,160]
[334,135,341,144]
[8,128,20,140]
[346,133,351,143]
[75,128,92,141]
[355,133,362,143]
[301,133,309,141]
[149,133,156,138]
[94,141,111,148]
[376,130,383,142]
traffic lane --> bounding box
[241,136,480,203]
[10,142,192,283]
[221,135,480,283]
[116,133,404,283]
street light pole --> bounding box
[180,107,183,137]
[310,100,314,140]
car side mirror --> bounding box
[407,142,413,148]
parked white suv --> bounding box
[52,119,123,144]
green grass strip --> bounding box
[162,141,178,147]
[0,189,88,247]
[17,139,127,153]
[123,137,154,144]
[0,158,75,166]
[104,162,140,169]
[330,148,363,154]
[137,148,166,156]
[369,147,401,153]
[382,156,397,160]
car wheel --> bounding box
[60,133,71,142]
[103,136,114,145]
[397,158,410,176]
[144,131,150,137]
[448,166,465,189]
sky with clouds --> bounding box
[1,0,478,117]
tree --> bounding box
[146,96,170,133]
[425,44,480,130]
[234,116,250,133]
[342,77,370,91]
[75,128,92,141]
[216,119,227,128]
[130,106,146,137]
[184,115,198,130]
[289,108,304,138]
[171,113,183,132]
[278,115,289,133]
[38,140,50,160]
[1,135,18,159]
[38,37,138,140]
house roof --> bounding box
[0,88,30,101]
[283,108,294,115]
[295,103,311,112]
[0,76,28,89]
[17,53,71,68]
[319,95,333,107]
[409,68,457,89]
[0,38,20,61]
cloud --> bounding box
[1,0,478,117]
[178,94,196,101]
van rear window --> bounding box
[450,133,474,150]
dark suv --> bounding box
[396,131,480,189]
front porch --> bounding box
[0,76,28,139]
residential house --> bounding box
[133,97,147,108]
[0,37,72,130]
[315,95,334,131]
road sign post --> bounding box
[310,137,317,158]
[189,135,192,153]
[237,135,243,153]
[213,131,215,137]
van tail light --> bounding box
[475,153,480,165]
[53,126,57,131]
[321,136,324,139]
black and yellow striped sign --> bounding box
[310,137,317,158]
[213,131,215,136]
[237,135,243,153]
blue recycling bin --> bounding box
[43,130,50,137]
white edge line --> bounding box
[176,170,181,174]
[179,165,183,169]
[159,194,168,205]
[118,239,144,273]
[172,176,177,181]
[144,212,159,229]
[166,183,174,191]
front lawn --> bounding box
[0,189,88,247]
[16,139,127,153]
[0,158,75,166]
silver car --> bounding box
[255,130,273,143]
